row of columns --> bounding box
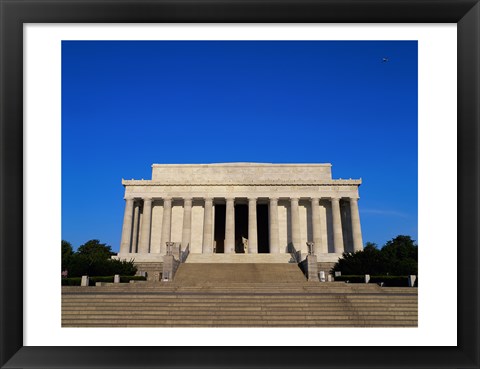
[120,197,363,255]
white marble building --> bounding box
[117,163,363,263]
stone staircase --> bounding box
[174,263,306,284]
[62,280,418,327]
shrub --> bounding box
[109,258,137,276]
[334,275,365,283]
[61,275,147,286]
[63,254,137,277]
[61,277,82,286]
[334,275,418,287]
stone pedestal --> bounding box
[162,254,180,282]
[306,254,319,282]
[408,275,417,287]
[319,271,326,282]
[81,275,89,287]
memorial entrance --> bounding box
[212,203,270,254]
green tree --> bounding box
[332,244,384,275]
[61,239,137,278]
[76,239,115,261]
[381,235,417,259]
[364,242,378,251]
[332,235,418,276]
[380,235,417,275]
[61,240,74,270]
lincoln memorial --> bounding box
[116,163,363,269]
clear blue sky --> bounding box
[62,40,417,252]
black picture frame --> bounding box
[1,1,479,368]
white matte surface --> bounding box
[24,23,457,346]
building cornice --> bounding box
[151,163,332,167]
[122,179,362,186]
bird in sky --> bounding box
[382,57,389,62]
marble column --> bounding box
[202,198,213,253]
[138,198,152,254]
[248,198,258,253]
[211,204,216,252]
[269,198,279,253]
[331,197,345,253]
[310,197,322,255]
[160,198,172,254]
[290,198,301,252]
[131,201,140,253]
[225,198,235,254]
[350,197,364,252]
[181,198,192,250]
[119,197,134,254]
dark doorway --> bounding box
[235,204,248,253]
[257,204,269,253]
[214,204,225,253]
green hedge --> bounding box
[61,275,147,286]
[334,275,418,287]
[63,255,138,278]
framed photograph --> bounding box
[1,0,478,368]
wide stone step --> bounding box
[63,301,412,304]
[62,303,416,311]
[62,294,417,300]
[62,316,418,324]
[62,301,417,307]
[62,314,417,322]
[64,281,358,288]
[185,253,293,263]
[61,298,417,305]
[62,307,417,314]
[62,310,418,318]
[62,288,387,294]
[62,319,417,327]
[62,320,418,327]
[62,297,417,303]
[62,299,417,306]
[61,297,417,303]
[61,290,416,298]
[61,284,412,293]
[62,298,417,305]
